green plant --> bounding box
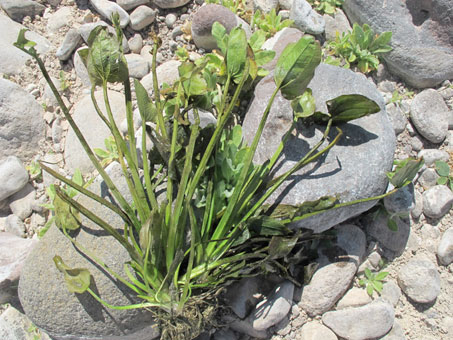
[59,70,70,91]
[175,46,189,62]
[26,161,42,182]
[251,9,293,38]
[435,160,453,189]
[308,0,344,15]
[388,88,414,106]
[93,135,119,167]
[15,15,420,339]
[325,23,392,73]
[359,268,389,296]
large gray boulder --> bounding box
[242,64,395,233]
[0,79,46,161]
[343,0,453,88]
[0,0,45,22]
[18,163,160,340]
[0,13,51,75]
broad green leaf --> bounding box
[366,283,374,296]
[183,73,208,96]
[134,79,156,122]
[372,280,383,293]
[387,218,398,232]
[72,169,83,187]
[254,50,275,67]
[226,27,248,82]
[268,236,298,259]
[274,36,321,99]
[211,22,228,55]
[353,24,366,49]
[370,31,392,52]
[249,30,267,51]
[435,161,450,177]
[291,89,316,119]
[388,158,424,188]
[437,176,448,185]
[54,194,81,231]
[14,29,37,52]
[375,271,389,281]
[93,148,110,158]
[364,268,373,280]
[325,94,380,123]
[53,256,91,294]
[231,125,243,147]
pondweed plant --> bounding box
[15,14,421,339]
[325,23,392,73]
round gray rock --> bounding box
[422,185,453,219]
[437,227,453,266]
[130,5,156,31]
[290,0,325,34]
[0,156,29,202]
[410,89,449,143]
[397,256,440,303]
[242,64,396,233]
[153,0,190,8]
[89,0,130,28]
[322,301,395,340]
[18,163,160,340]
[0,79,46,161]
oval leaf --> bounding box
[326,94,380,123]
[53,256,91,294]
[274,36,321,99]
[291,89,316,119]
[226,27,248,82]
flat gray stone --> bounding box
[299,322,338,340]
[380,321,406,340]
[253,0,279,13]
[125,53,149,79]
[397,256,440,303]
[336,287,371,310]
[8,183,35,220]
[130,5,156,31]
[140,59,181,93]
[56,28,81,61]
[324,9,352,41]
[383,183,415,215]
[0,0,45,22]
[153,0,190,8]
[418,168,439,189]
[5,214,25,237]
[0,156,29,202]
[343,0,453,88]
[322,301,395,340]
[0,306,51,340]
[18,163,160,340]
[417,149,450,167]
[381,280,402,308]
[73,46,91,87]
[386,103,408,136]
[117,0,150,11]
[47,6,71,33]
[290,0,325,35]
[89,0,130,28]
[299,224,366,316]
[422,185,453,219]
[242,64,395,233]
[437,227,453,266]
[410,89,449,143]
[63,90,127,174]
[223,315,268,339]
[128,34,143,54]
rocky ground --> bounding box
[0,1,453,340]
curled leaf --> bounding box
[326,94,380,123]
[53,256,91,294]
[291,89,316,119]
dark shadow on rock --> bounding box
[407,0,432,27]
[335,122,379,147]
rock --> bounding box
[153,0,190,8]
[89,0,130,28]
[18,163,160,340]
[64,90,127,174]
[5,214,25,237]
[397,256,440,303]
[299,225,366,316]
[380,321,406,340]
[381,280,401,308]
[417,149,450,167]
[74,46,91,87]
[254,0,279,13]
[125,53,149,78]
[223,315,268,339]
[386,103,408,135]
[262,27,304,71]
[0,13,51,75]
[364,213,410,256]
[323,9,351,41]
[141,59,181,93]
[47,6,71,32]
[242,64,395,232]
[140,45,153,65]
[130,5,156,31]
[437,227,453,266]
[8,183,35,220]
[336,287,371,310]
[422,185,453,219]
[343,0,453,88]
[384,183,415,215]
[0,306,51,340]
[299,322,338,340]
[0,156,29,202]
[418,168,439,189]
[279,0,293,10]
[250,281,294,331]
[322,301,395,340]
[0,0,45,22]
[128,33,143,54]
[56,28,81,61]
[0,232,37,291]
[224,276,275,319]
[117,0,150,11]
[290,0,325,35]
[213,328,237,340]
[411,190,423,219]
[79,22,129,53]
[165,13,177,28]
[191,4,251,51]
[410,90,449,143]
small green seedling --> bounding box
[26,161,42,182]
[359,268,389,296]
[175,46,189,62]
[93,136,119,167]
[435,160,453,190]
[251,9,293,38]
[388,88,414,106]
[308,0,344,15]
